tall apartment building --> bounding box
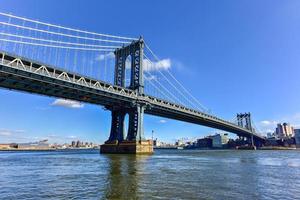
[275,123,294,138]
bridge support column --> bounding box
[117,104,152,154]
[101,104,153,154]
[100,38,153,154]
[100,108,126,153]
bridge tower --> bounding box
[100,38,153,154]
[237,113,253,131]
[237,112,256,147]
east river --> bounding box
[1,149,300,199]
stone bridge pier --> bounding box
[100,39,153,154]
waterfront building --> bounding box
[211,133,229,148]
[295,129,300,148]
[276,123,294,138]
[265,137,279,146]
[196,137,212,148]
[0,144,12,149]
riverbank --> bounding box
[258,146,297,150]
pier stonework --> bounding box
[100,39,153,154]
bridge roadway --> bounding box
[0,51,265,141]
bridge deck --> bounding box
[0,51,265,141]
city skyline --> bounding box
[1,0,300,144]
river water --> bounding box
[0,149,300,200]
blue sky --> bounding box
[0,0,300,144]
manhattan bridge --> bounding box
[0,13,265,153]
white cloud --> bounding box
[143,58,171,72]
[144,74,157,81]
[257,120,277,134]
[257,113,300,134]
[260,120,271,125]
[47,134,57,138]
[67,135,77,139]
[172,60,185,71]
[95,52,115,61]
[51,99,84,109]
[159,119,167,123]
[0,130,13,136]
[0,129,26,136]
[96,53,171,72]
[260,120,277,126]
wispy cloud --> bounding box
[44,133,79,142]
[144,74,157,81]
[260,120,277,126]
[96,52,172,72]
[0,130,13,136]
[144,58,171,72]
[95,52,114,61]
[47,134,57,138]
[159,119,167,124]
[51,99,84,109]
[66,135,78,139]
[0,129,31,143]
[258,120,278,134]
[172,60,185,71]
[0,129,25,136]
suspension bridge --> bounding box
[0,13,265,153]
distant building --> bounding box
[17,140,50,149]
[211,133,229,148]
[175,139,185,147]
[153,138,160,147]
[196,137,212,148]
[276,123,294,138]
[267,132,274,139]
[71,141,76,147]
[0,144,13,149]
[76,140,81,148]
[295,129,300,148]
[265,138,280,146]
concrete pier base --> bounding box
[100,140,153,154]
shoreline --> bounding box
[0,148,100,151]
[1,147,298,152]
